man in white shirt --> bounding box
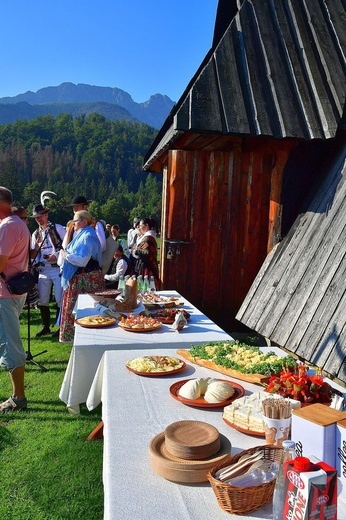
[104,245,131,288]
[30,204,66,337]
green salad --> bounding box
[189,340,296,376]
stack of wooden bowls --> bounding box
[149,420,231,483]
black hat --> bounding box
[68,195,92,206]
[30,204,49,218]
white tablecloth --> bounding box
[59,291,233,413]
[87,349,346,520]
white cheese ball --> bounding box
[204,381,235,403]
[178,379,201,399]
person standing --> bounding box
[127,217,139,252]
[30,204,66,337]
[134,218,161,289]
[111,224,120,241]
[0,187,31,412]
[127,218,140,270]
[63,195,106,252]
[59,210,104,343]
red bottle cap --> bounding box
[294,457,311,471]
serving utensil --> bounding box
[215,450,263,481]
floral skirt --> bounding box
[59,270,105,343]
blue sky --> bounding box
[0,0,218,103]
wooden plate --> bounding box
[142,298,184,310]
[119,322,162,332]
[149,432,231,483]
[91,289,122,298]
[223,417,265,437]
[169,379,245,408]
[164,420,220,459]
[150,309,191,324]
[75,315,116,328]
[126,356,186,376]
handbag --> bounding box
[0,271,36,295]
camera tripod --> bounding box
[26,300,48,371]
[25,229,51,372]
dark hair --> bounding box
[141,218,158,232]
[12,206,26,215]
[117,244,124,253]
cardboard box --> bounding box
[291,404,346,467]
[336,418,346,491]
[282,459,337,520]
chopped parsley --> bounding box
[189,341,296,376]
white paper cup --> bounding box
[262,416,291,446]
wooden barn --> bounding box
[143,0,346,383]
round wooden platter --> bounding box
[75,315,116,328]
[149,432,231,483]
[89,289,122,300]
[118,322,162,333]
[169,379,245,409]
[145,309,191,325]
[164,420,220,460]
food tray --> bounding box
[170,379,245,408]
[176,349,270,385]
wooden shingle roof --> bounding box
[144,0,345,170]
[237,136,346,385]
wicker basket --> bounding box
[207,445,282,515]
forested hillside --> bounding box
[0,113,162,232]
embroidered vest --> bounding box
[34,222,63,251]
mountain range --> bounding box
[0,82,175,129]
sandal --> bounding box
[0,396,27,412]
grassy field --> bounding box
[0,304,104,520]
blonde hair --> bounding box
[74,210,92,225]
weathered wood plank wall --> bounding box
[237,146,346,381]
[160,138,297,331]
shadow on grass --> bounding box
[0,426,13,451]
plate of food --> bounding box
[170,378,245,408]
[176,341,297,385]
[144,308,191,324]
[141,293,183,309]
[118,314,162,332]
[75,315,116,328]
[126,355,186,376]
[222,417,265,437]
[89,289,122,300]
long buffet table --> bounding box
[59,291,233,413]
[86,349,346,520]
[87,348,273,520]
[59,291,346,519]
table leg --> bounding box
[87,420,104,440]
